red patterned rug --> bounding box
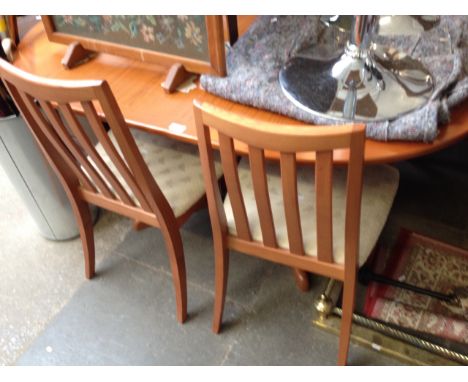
[364,230,468,345]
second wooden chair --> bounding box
[193,100,399,365]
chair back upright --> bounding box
[194,100,366,279]
[0,59,175,226]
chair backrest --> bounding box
[0,59,174,224]
[194,100,366,273]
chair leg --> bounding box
[212,241,229,333]
[293,268,310,292]
[69,197,95,279]
[133,220,150,231]
[337,275,357,366]
[160,226,187,324]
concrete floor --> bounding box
[1,136,468,365]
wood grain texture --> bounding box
[248,146,277,247]
[315,150,333,263]
[218,132,252,241]
[280,152,304,255]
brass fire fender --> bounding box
[313,279,468,366]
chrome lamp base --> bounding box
[279,16,435,122]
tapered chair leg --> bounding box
[293,269,310,292]
[212,242,229,333]
[133,220,150,231]
[70,197,95,279]
[337,276,357,366]
[161,226,187,324]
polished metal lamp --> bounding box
[279,15,435,122]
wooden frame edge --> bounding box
[41,15,226,76]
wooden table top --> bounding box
[12,19,468,165]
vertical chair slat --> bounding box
[81,100,152,212]
[59,102,135,205]
[218,132,252,241]
[248,146,277,247]
[280,152,304,255]
[344,129,365,269]
[315,150,334,263]
[39,100,115,198]
[17,93,97,192]
[193,107,228,234]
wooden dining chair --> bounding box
[0,59,222,324]
[193,100,399,365]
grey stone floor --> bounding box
[1,138,468,365]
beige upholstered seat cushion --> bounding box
[94,129,222,218]
[224,158,399,266]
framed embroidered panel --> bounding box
[41,15,226,76]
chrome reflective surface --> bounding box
[321,15,440,36]
[279,16,435,122]
[378,16,440,35]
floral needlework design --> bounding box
[52,15,209,61]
